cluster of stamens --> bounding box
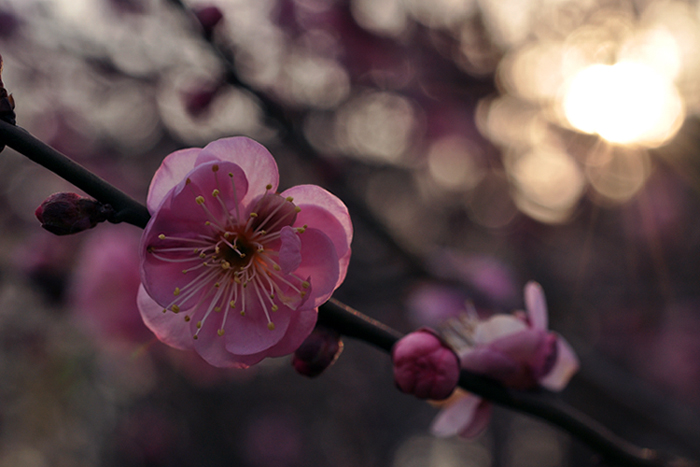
[146,164,309,340]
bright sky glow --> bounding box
[562,62,684,146]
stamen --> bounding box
[228,172,242,221]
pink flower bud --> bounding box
[392,328,460,400]
[292,326,343,377]
[193,5,224,38]
[35,192,113,235]
[182,81,223,118]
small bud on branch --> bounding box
[35,192,114,235]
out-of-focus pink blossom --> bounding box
[405,282,470,328]
[432,282,579,438]
[427,249,519,307]
[139,137,352,368]
[71,226,151,343]
[292,325,343,377]
[392,328,460,400]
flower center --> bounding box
[146,165,310,340]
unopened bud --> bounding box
[35,193,114,235]
[292,326,343,378]
[193,5,223,39]
[392,328,460,400]
[182,81,223,118]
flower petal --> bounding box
[197,137,279,209]
[539,336,579,391]
[294,227,340,308]
[281,185,352,287]
[191,307,269,368]
[137,284,193,350]
[459,399,492,439]
[147,148,202,213]
[278,226,302,274]
[431,393,491,438]
[473,314,528,345]
[219,290,294,355]
[246,307,319,359]
[460,346,521,381]
[524,281,548,331]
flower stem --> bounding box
[0,121,694,467]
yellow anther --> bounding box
[240,310,245,316]
[158,234,166,240]
[212,164,219,172]
[162,309,167,314]
[269,294,275,299]
[193,335,198,340]
[186,178,191,185]
[221,261,231,270]
[172,305,180,313]
[301,281,310,289]
[234,277,242,284]
[294,207,301,213]
[196,321,202,329]
[224,232,231,238]
[266,184,272,190]
[214,282,221,288]
[214,306,221,312]
[286,196,294,202]
[212,189,220,197]
[182,269,188,274]
[301,291,307,297]
[267,322,275,331]
[147,246,154,253]
[200,253,206,258]
[184,315,191,322]
[273,264,281,271]
[174,287,180,296]
[205,221,211,226]
[271,304,279,312]
[257,248,264,253]
[250,212,258,218]
[196,196,205,205]
[229,300,236,307]
[217,329,225,336]
[228,172,234,177]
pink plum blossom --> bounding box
[431,282,579,438]
[138,137,352,368]
[392,328,460,400]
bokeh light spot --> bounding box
[510,147,585,224]
[562,61,684,146]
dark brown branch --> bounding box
[0,120,150,228]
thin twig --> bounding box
[0,120,150,228]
